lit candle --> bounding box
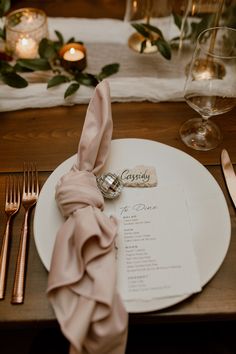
[59,43,87,71]
[63,47,85,61]
[15,37,38,59]
[5,8,48,59]
[191,59,226,80]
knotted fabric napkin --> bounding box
[47,80,128,354]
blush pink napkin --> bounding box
[47,80,128,354]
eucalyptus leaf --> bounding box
[140,40,147,53]
[132,23,150,38]
[172,12,189,39]
[190,22,198,37]
[0,71,28,88]
[0,0,11,17]
[53,41,63,52]
[39,38,57,59]
[190,14,215,41]
[224,4,236,28]
[14,63,33,72]
[98,63,119,81]
[55,30,64,45]
[152,39,171,60]
[17,58,51,71]
[172,12,182,30]
[132,22,172,59]
[67,39,83,45]
[75,72,99,86]
[64,82,80,98]
[170,36,181,42]
[0,25,6,40]
[47,75,70,88]
[66,37,75,44]
[142,23,164,38]
[0,59,14,73]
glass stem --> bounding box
[201,115,209,126]
[199,115,209,134]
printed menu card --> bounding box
[107,184,201,301]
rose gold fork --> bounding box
[0,176,20,299]
[11,163,39,304]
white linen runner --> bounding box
[0,17,188,111]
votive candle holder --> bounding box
[5,8,48,59]
[59,43,87,71]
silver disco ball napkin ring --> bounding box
[96,172,123,199]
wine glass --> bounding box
[180,26,236,151]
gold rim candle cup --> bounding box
[59,43,87,71]
[5,8,48,59]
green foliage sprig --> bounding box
[0,0,10,39]
[172,12,216,44]
[0,29,120,98]
[131,22,171,60]
[0,1,119,97]
[171,3,236,46]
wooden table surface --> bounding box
[0,0,236,331]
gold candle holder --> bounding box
[59,43,87,71]
[5,7,48,59]
[124,0,172,54]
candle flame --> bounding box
[191,4,196,16]
[69,48,76,55]
[21,38,29,46]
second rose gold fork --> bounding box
[11,163,39,304]
[0,176,20,299]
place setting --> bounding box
[34,79,231,311]
[1,1,236,353]
[30,76,232,354]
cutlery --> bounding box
[221,149,236,208]
[11,163,39,304]
[0,176,20,299]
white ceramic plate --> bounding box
[34,139,231,313]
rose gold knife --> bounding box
[221,149,236,208]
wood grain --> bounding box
[10,0,126,19]
[0,0,236,333]
[1,103,236,173]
